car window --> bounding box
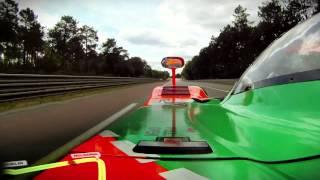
[234,13,320,94]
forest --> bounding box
[0,0,169,79]
[182,0,320,79]
[1,0,319,80]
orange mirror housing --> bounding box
[161,57,185,69]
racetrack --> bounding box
[174,79,235,98]
[0,79,235,164]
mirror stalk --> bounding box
[172,68,176,86]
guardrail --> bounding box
[0,73,160,103]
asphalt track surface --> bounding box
[0,79,234,164]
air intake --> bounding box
[161,86,190,96]
[133,137,213,154]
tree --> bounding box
[144,64,153,77]
[182,61,194,80]
[315,0,320,14]
[40,42,60,73]
[283,0,311,28]
[48,16,83,72]
[231,5,253,74]
[19,8,44,69]
[233,5,252,29]
[100,38,128,75]
[79,25,98,56]
[127,57,147,77]
[79,25,98,72]
[151,70,169,80]
[182,1,319,80]
[0,0,196,77]
[0,0,19,64]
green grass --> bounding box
[0,84,142,113]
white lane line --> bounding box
[186,82,229,92]
[159,168,209,180]
[163,80,230,93]
[35,103,137,165]
[99,130,119,137]
[163,81,172,86]
[199,85,229,93]
[111,140,160,163]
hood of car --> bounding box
[104,81,320,162]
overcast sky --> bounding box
[17,0,266,72]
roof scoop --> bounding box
[133,137,213,154]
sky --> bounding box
[17,0,265,73]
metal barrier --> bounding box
[0,73,159,102]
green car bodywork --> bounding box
[105,81,320,179]
[103,13,320,179]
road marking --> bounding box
[163,81,172,86]
[34,103,137,166]
[185,82,229,92]
[5,158,106,180]
[163,80,230,93]
[159,168,209,180]
[199,85,229,92]
[3,160,28,168]
[111,140,160,163]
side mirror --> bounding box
[161,57,184,69]
[161,57,184,87]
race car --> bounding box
[4,13,320,179]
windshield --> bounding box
[234,13,320,94]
